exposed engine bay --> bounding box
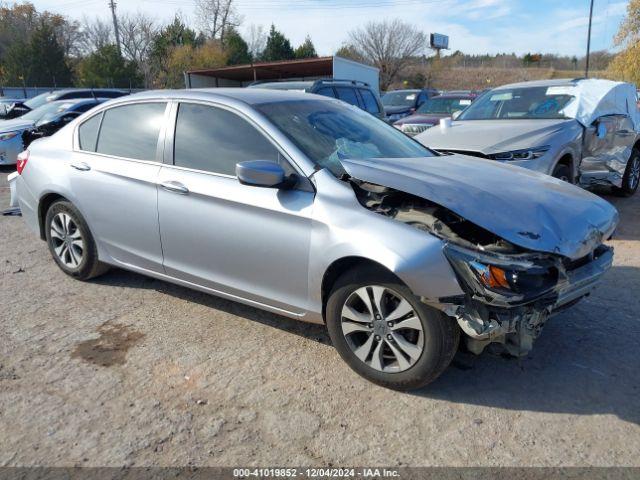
[350,178,614,357]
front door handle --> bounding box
[70,161,91,171]
[160,180,189,194]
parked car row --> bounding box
[9,83,625,390]
[0,89,129,165]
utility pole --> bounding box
[108,0,122,57]
[585,0,594,77]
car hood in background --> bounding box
[0,118,34,133]
[341,155,618,260]
[394,113,448,125]
[416,118,575,154]
[384,106,413,115]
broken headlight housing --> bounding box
[444,244,559,306]
[489,145,550,161]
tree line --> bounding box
[1,0,637,93]
[0,1,319,90]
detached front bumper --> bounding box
[440,243,613,356]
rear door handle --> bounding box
[70,161,91,171]
[160,180,189,194]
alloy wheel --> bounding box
[340,286,425,373]
[629,157,640,190]
[50,212,84,269]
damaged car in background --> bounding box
[418,78,640,196]
[13,90,618,390]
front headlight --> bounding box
[444,244,558,304]
[489,145,550,161]
[0,131,20,142]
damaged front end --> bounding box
[351,179,614,356]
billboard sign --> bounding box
[430,33,449,50]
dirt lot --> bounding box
[1,165,639,467]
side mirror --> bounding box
[0,104,7,117]
[236,160,290,188]
[596,122,607,139]
[451,110,462,120]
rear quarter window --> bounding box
[78,112,103,152]
[358,89,381,114]
[335,87,361,108]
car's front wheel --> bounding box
[325,266,459,391]
[614,148,640,197]
[45,200,108,280]
[552,164,573,183]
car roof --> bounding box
[51,88,127,95]
[249,81,314,90]
[108,88,317,106]
[494,78,582,90]
[49,98,105,107]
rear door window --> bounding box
[358,89,380,114]
[335,87,361,108]
[96,102,167,161]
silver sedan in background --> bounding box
[13,89,618,390]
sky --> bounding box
[34,0,630,57]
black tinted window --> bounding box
[335,87,360,107]
[78,112,103,152]
[316,87,336,98]
[98,91,125,98]
[96,103,166,160]
[75,102,99,113]
[359,89,380,113]
[174,103,279,175]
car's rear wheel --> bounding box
[552,164,572,183]
[45,200,108,280]
[325,266,459,391]
[614,148,640,197]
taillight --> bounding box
[16,150,29,175]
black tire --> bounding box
[613,148,640,197]
[325,266,459,391]
[552,164,573,183]
[44,200,109,280]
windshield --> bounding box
[24,92,55,110]
[21,102,72,123]
[417,97,473,114]
[458,86,575,120]
[257,99,433,175]
[382,91,418,107]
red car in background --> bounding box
[393,93,477,136]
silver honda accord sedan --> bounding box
[13,89,618,390]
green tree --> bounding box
[2,20,72,86]
[224,27,251,65]
[149,15,200,87]
[294,35,317,59]
[77,44,141,88]
[261,24,294,61]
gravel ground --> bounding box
[1,165,639,467]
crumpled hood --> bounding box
[0,118,34,133]
[341,155,618,260]
[416,119,575,154]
